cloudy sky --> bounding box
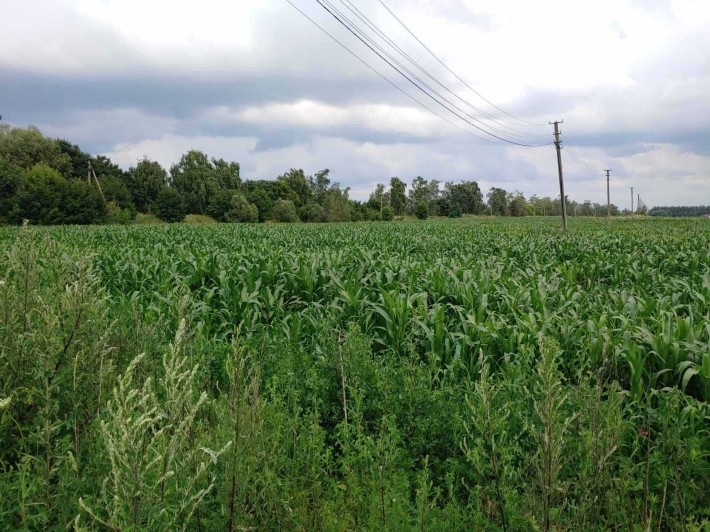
[1,0,709,206]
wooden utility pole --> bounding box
[605,169,612,220]
[88,161,106,203]
[631,187,634,215]
[550,120,567,230]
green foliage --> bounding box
[446,180,484,214]
[0,218,709,530]
[272,199,299,223]
[381,205,394,221]
[169,150,218,215]
[226,194,259,223]
[299,201,326,223]
[0,157,21,224]
[99,175,135,212]
[206,188,238,222]
[323,187,351,222]
[414,201,429,220]
[17,164,68,224]
[127,158,167,212]
[79,321,231,530]
[488,187,509,216]
[650,205,710,217]
[0,124,71,175]
[389,177,407,215]
[154,187,187,223]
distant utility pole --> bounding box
[550,120,567,231]
[605,169,612,220]
[631,187,634,215]
[88,161,106,204]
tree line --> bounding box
[649,205,710,217]
[1,124,628,225]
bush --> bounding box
[414,201,429,220]
[154,187,187,223]
[105,202,136,225]
[226,194,259,223]
[448,203,462,218]
[272,199,299,223]
[299,202,326,223]
[206,189,238,222]
[381,205,394,221]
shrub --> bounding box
[154,187,187,223]
[414,201,429,220]
[448,203,462,218]
[381,205,394,221]
[226,194,259,223]
[299,202,326,223]
[272,199,299,223]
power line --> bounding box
[321,0,545,144]
[377,0,547,127]
[313,0,550,147]
[283,0,499,144]
[336,0,548,142]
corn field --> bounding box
[1,217,708,530]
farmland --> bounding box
[1,217,709,530]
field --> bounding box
[1,217,709,530]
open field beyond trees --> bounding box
[1,217,709,530]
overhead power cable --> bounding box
[321,0,545,143]
[283,0,500,144]
[377,0,547,127]
[337,0,548,141]
[313,0,551,147]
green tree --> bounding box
[310,169,331,204]
[0,124,71,175]
[127,158,167,212]
[244,184,274,223]
[408,176,429,212]
[154,187,187,223]
[278,169,312,208]
[389,177,407,215]
[212,159,241,190]
[487,187,509,216]
[226,194,258,223]
[99,175,135,212]
[367,183,390,215]
[61,180,107,225]
[299,202,326,223]
[445,181,484,214]
[272,199,299,223]
[169,150,217,214]
[206,189,238,222]
[56,140,91,179]
[414,201,429,220]
[17,164,68,224]
[0,157,21,224]
[508,192,527,217]
[381,205,394,221]
[323,186,351,222]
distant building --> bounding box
[704,214,710,219]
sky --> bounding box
[1,0,709,207]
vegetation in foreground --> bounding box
[1,217,709,530]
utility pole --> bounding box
[605,169,612,220]
[88,161,107,203]
[631,187,634,215]
[550,120,567,230]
